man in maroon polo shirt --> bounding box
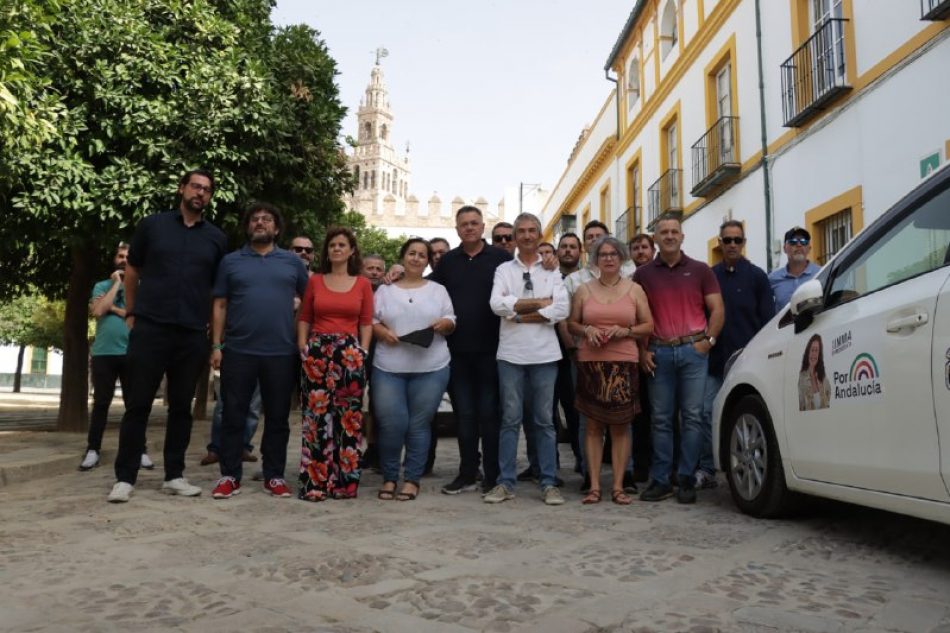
[634,214,724,504]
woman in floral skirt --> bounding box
[297,227,374,500]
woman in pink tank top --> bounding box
[567,236,653,505]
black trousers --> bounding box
[554,354,580,465]
[114,319,208,484]
[219,350,296,482]
[449,351,500,487]
[87,354,128,451]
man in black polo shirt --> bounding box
[430,206,512,494]
[209,202,308,500]
[108,169,227,503]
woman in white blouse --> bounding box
[372,238,456,501]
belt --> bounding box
[652,332,707,347]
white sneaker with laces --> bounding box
[140,453,154,469]
[482,484,515,504]
[161,478,202,497]
[542,486,565,506]
[79,450,100,471]
[107,482,134,503]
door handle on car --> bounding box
[886,311,928,332]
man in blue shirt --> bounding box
[209,202,308,500]
[698,221,775,488]
[768,226,821,311]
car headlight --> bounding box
[723,348,743,378]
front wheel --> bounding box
[724,394,794,518]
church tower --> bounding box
[348,59,411,215]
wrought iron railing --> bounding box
[647,169,683,227]
[615,206,640,241]
[691,116,740,196]
[780,18,850,127]
[557,213,577,236]
[921,0,950,19]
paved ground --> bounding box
[1,396,950,632]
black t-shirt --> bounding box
[128,209,227,330]
[429,241,512,355]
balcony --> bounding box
[647,169,683,228]
[691,116,740,197]
[780,18,851,127]
[921,0,950,19]
[614,206,640,241]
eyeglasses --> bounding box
[493,234,513,243]
[720,237,745,245]
[597,251,620,259]
[292,246,314,254]
[522,271,533,292]
[187,182,213,194]
[786,238,810,246]
[250,215,275,224]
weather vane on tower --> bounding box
[374,47,389,66]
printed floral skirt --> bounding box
[575,361,640,425]
[299,332,366,501]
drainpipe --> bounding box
[754,0,774,271]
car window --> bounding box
[827,184,950,308]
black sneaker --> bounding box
[516,467,537,482]
[580,474,591,493]
[639,481,674,502]
[676,475,697,504]
[441,475,478,495]
[622,471,638,494]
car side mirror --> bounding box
[790,279,823,333]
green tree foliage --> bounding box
[0,0,353,429]
[0,292,68,392]
[314,211,405,270]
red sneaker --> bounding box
[264,478,292,498]
[212,476,241,499]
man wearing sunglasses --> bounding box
[290,236,315,277]
[491,222,516,255]
[768,226,821,311]
[697,221,775,489]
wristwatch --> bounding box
[706,335,717,347]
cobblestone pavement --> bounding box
[1,427,949,633]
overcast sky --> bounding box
[271,1,632,203]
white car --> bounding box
[713,166,950,525]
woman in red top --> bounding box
[297,227,374,501]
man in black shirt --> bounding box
[430,206,512,494]
[108,169,228,503]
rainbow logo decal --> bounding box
[849,353,879,382]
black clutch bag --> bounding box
[398,327,435,348]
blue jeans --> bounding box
[699,373,722,475]
[449,352,500,487]
[497,360,558,490]
[210,379,261,454]
[373,366,450,483]
[648,343,709,485]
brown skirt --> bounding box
[575,361,640,425]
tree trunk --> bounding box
[57,244,94,432]
[12,344,24,393]
[192,360,211,421]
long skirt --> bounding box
[299,332,366,500]
[574,360,640,425]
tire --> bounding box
[724,394,794,518]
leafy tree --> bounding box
[0,292,68,392]
[0,0,352,430]
[331,211,405,269]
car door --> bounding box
[934,275,950,495]
[783,178,950,500]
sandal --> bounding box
[611,489,632,505]
[396,481,419,501]
[378,482,397,501]
[582,489,602,505]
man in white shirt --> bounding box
[486,213,570,505]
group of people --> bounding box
[86,168,822,507]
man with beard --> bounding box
[109,170,227,502]
[553,232,582,471]
[629,233,656,268]
[209,203,309,499]
[768,226,821,311]
[80,242,154,472]
[291,236,316,278]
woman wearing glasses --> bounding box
[567,236,653,505]
[297,227,374,501]
[371,237,455,501]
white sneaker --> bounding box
[161,478,202,497]
[107,482,134,503]
[542,486,565,506]
[79,450,100,471]
[483,484,515,504]
[140,453,155,470]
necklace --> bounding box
[597,276,622,287]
